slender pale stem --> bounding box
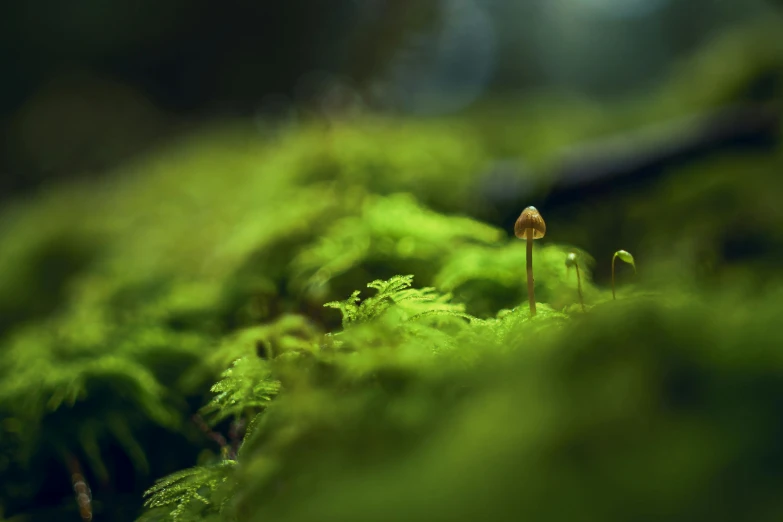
[526,228,536,316]
[575,263,585,312]
[612,254,617,300]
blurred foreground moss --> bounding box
[265,293,783,522]
[136,280,783,522]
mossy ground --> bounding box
[1,18,783,522]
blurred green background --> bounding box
[1,1,783,521]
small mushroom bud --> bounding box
[514,206,546,316]
[565,252,585,312]
[612,249,636,300]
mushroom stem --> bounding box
[526,228,536,316]
[574,263,585,312]
[611,254,617,300]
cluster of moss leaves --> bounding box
[0,16,783,522]
[0,129,599,520]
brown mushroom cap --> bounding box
[514,206,546,240]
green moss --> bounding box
[1,15,783,522]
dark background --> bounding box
[1,0,778,199]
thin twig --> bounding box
[65,454,93,521]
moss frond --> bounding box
[142,460,236,521]
[200,357,281,426]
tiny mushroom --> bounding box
[611,249,636,300]
[565,252,585,312]
[514,206,546,316]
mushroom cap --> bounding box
[514,206,546,240]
